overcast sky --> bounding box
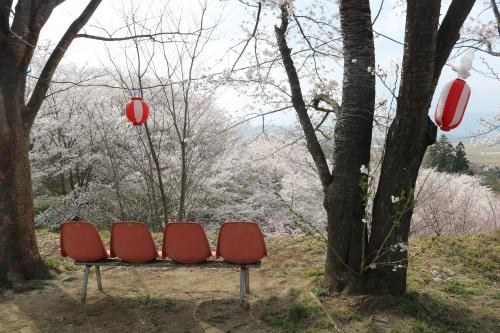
[34,0,500,141]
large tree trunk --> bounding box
[324,0,375,293]
[364,0,475,294]
[0,0,102,286]
[0,71,49,286]
[274,1,375,293]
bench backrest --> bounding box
[162,222,213,263]
[216,221,268,264]
[110,222,158,262]
[60,222,108,261]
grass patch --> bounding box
[133,293,175,309]
[288,288,301,298]
[302,268,323,278]
[43,257,60,269]
[311,286,329,298]
[261,295,332,332]
[395,291,491,333]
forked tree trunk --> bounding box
[276,0,475,295]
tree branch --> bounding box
[231,2,261,72]
[275,5,332,187]
[24,0,102,131]
[491,0,500,36]
[0,0,13,37]
[312,94,341,114]
[433,0,476,85]
[75,31,199,42]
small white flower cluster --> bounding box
[391,242,407,252]
[222,69,231,80]
[360,164,368,175]
[391,195,400,204]
[351,58,357,63]
[392,264,404,272]
[361,218,368,224]
[369,262,377,270]
[430,266,455,282]
[367,66,375,76]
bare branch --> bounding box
[275,5,332,187]
[433,0,476,85]
[75,30,199,42]
[372,0,385,26]
[491,0,500,36]
[0,0,13,37]
[231,2,261,72]
[312,94,341,114]
[24,0,102,131]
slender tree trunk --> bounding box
[69,169,75,191]
[144,122,168,227]
[60,173,66,195]
[178,141,187,221]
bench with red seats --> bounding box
[60,220,267,303]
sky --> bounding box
[34,0,500,142]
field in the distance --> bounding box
[464,144,500,167]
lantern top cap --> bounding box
[130,96,143,100]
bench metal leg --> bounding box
[81,265,91,303]
[239,267,246,304]
[245,267,250,294]
[95,265,102,291]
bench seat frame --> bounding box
[74,259,261,304]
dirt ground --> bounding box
[0,230,499,332]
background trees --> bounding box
[424,135,472,174]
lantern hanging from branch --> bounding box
[434,53,473,132]
[125,97,149,126]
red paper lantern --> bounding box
[125,97,149,126]
[434,78,471,132]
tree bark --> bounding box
[275,0,475,295]
[324,0,375,292]
[275,1,375,293]
[0,0,102,286]
[0,74,50,287]
[365,0,475,294]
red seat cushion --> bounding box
[110,222,159,262]
[60,222,109,261]
[216,221,268,264]
[162,222,213,263]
